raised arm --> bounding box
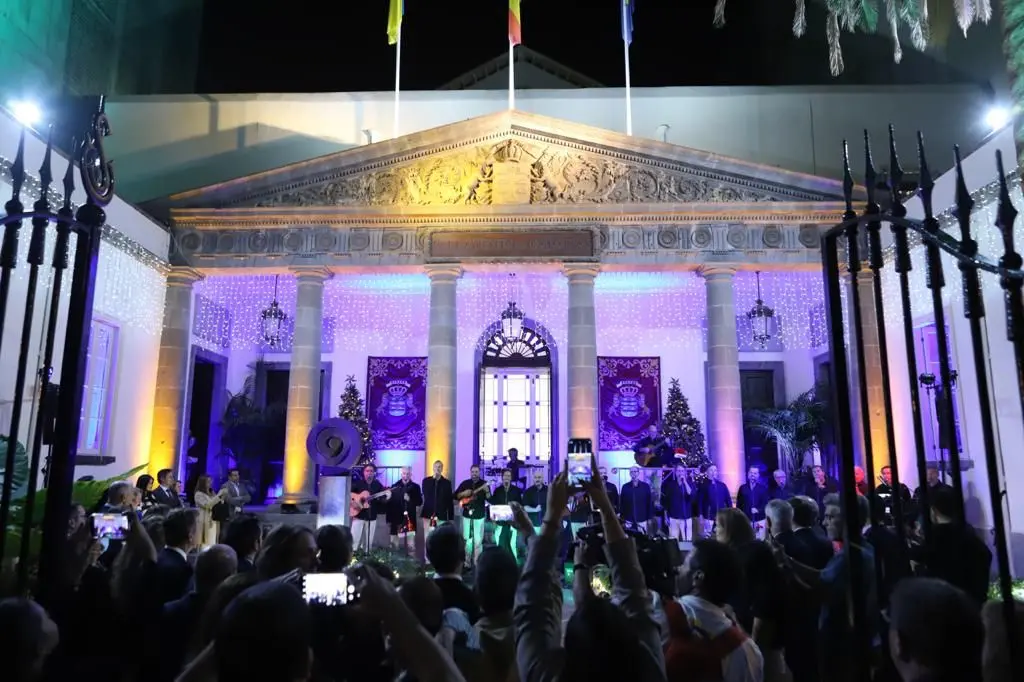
[515,469,571,682]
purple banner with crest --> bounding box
[367,357,427,450]
[598,357,661,450]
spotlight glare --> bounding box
[985,106,1012,133]
[8,100,42,127]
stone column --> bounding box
[281,266,332,503]
[564,264,600,448]
[149,267,203,478]
[702,265,745,495]
[425,265,462,478]
[847,269,890,475]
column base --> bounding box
[268,494,318,514]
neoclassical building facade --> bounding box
[152,110,860,500]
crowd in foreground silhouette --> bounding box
[1,453,1022,682]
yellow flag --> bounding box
[387,0,403,45]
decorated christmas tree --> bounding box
[338,375,374,464]
[660,378,710,479]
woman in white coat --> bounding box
[193,474,226,548]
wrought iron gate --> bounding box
[821,128,1022,680]
[0,98,114,603]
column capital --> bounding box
[424,264,463,283]
[165,266,204,288]
[289,265,333,284]
[562,263,601,282]
[698,265,738,280]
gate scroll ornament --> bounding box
[821,126,1022,682]
[0,97,114,600]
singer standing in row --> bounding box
[490,469,523,559]
[522,471,547,536]
[387,466,422,553]
[455,464,489,566]
[420,460,454,540]
[661,464,695,541]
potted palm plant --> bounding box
[744,385,827,476]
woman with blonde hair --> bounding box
[193,474,226,548]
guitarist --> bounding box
[351,464,391,552]
[634,424,673,467]
[455,464,489,566]
[386,466,423,554]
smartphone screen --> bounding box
[567,438,592,484]
[303,572,357,607]
[91,513,128,540]
[490,504,513,522]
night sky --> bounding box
[196,0,977,93]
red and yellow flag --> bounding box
[509,0,522,45]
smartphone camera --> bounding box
[303,572,358,607]
[91,513,128,540]
[567,438,593,484]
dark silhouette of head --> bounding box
[425,523,464,574]
[474,547,518,617]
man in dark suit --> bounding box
[159,544,238,682]
[598,466,619,512]
[766,497,826,682]
[619,467,654,533]
[769,468,796,500]
[909,485,992,605]
[788,495,834,568]
[874,465,912,526]
[521,471,547,533]
[912,463,951,507]
[425,524,480,622]
[803,465,839,520]
[386,466,422,554]
[737,465,770,533]
[420,459,454,539]
[151,469,182,508]
[489,469,523,559]
[698,464,732,536]
[151,508,200,608]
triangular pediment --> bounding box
[167,110,848,211]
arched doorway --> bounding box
[475,321,556,478]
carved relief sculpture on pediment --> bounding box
[246,137,792,208]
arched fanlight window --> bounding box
[482,325,551,367]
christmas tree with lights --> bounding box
[338,375,374,464]
[661,378,710,478]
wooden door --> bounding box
[741,370,778,474]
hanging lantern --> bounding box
[261,275,287,348]
[746,271,775,348]
[500,301,524,340]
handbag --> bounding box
[211,500,230,522]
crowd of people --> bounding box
[2,452,1023,682]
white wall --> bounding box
[898,127,1024,572]
[0,109,169,482]
[104,85,993,203]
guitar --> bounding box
[458,482,490,508]
[634,436,670,467]
[350,488,392,517]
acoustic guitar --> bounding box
[458,482,490,508]
[350,488,391,517]
[634,436,670,467]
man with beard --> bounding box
[736,466,769,536]
[455,465,489,567]
[489,469,523,559]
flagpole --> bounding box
[622,3,632,136]
[508,38,515,110]
[393,25,402,139]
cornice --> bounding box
[170,201,859,230]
